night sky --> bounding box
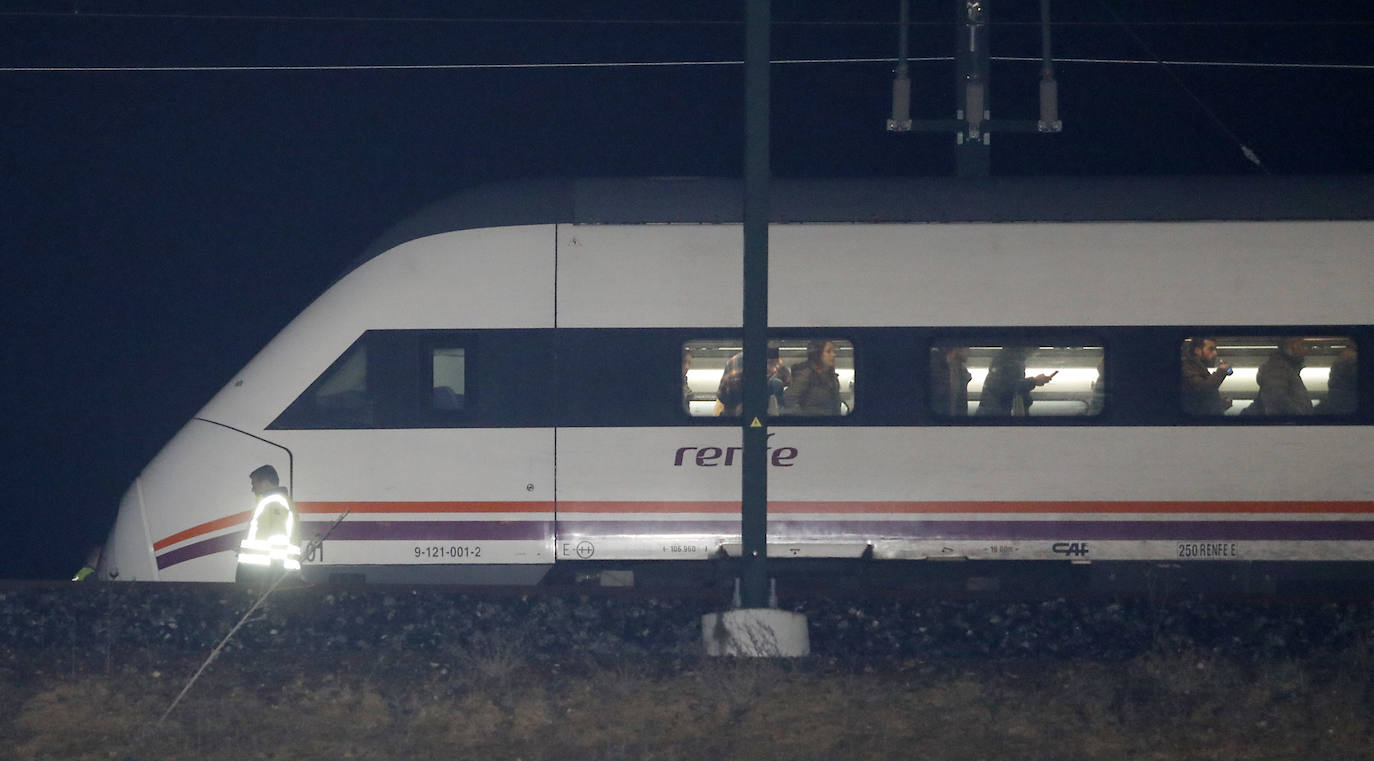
[3,1,1371,580]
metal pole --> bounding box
[956,0,990,177]
[1040,0,1053,71]
[741,0,770,609]
[1038,0,1061,131]
[888,0,913,131]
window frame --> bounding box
[924,332,1109,423]
[268,333,376,430]
[678,334,859,423]
[418,334,473,422]
[1174,331,1361,420]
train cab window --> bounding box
[682,338,855,418]
[929,341,1104,417]
[1180,335,1358,416]
[271,336,375,428]
[430,346,466,411]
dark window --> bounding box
[270,331,473,429]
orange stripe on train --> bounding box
[153,500,1374,550]
[560,500,1374,515]
[152,501,555,550]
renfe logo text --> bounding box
[674,433,798,467]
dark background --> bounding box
[3,0,1371,579]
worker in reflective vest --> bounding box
[236,464,302,584]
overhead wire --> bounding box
[4,8,1369,74]
[2,9,1372,27]
[4,56,1372,73]
[2,2,1364,178]
[994,56,1373,70]
[0,57,908,72]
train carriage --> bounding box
[98,176,1374,585]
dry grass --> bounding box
[3,643,1373,761]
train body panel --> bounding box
[557,224,741,328]
[556,221,1374,329]
[768,222,1374,327]
[283,428,556,574]
[95,177,1374,584]
[554,426,1374,563]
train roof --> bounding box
[353,175,1374,276]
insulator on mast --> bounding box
[1037,0,1062,132]
[964,77,985,139]
[887,0,913,132]
[889,70,913,132]
[1039,73,1060,132]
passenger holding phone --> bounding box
[976,346,1056,416]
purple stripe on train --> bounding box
[155,521,555,570]
[318,521,554,541]
[554,520,1374,541]
[155,533,241,570]
[155,518,1374,571]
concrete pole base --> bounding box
[702,608,810,657]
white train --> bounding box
[98,176,1374,585]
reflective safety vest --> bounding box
[238,489,302,571]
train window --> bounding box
[430,346,466,411]
[929,342,1104,417]
[270,336,375,429]
[682,338,855,418]
[312,341,370,418]
[1180,335,1358,416]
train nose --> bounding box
[100,419,291,582]
[99,478,157,582]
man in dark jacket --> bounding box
[1180,337,1233,415]
[976,346,1055,416]
[1255,337,1313,415]
[1316,345,1358,414]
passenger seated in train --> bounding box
[1180,337,1233,415]
[783,340,842,416]
[1316,345,1358,414]
[929,345,972,416]
[1250,337,1313,415]
[975,346,1056,416]
[714,347,791,416]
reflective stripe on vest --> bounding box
[239,492,302,570]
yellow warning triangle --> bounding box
[750,417,763,428]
